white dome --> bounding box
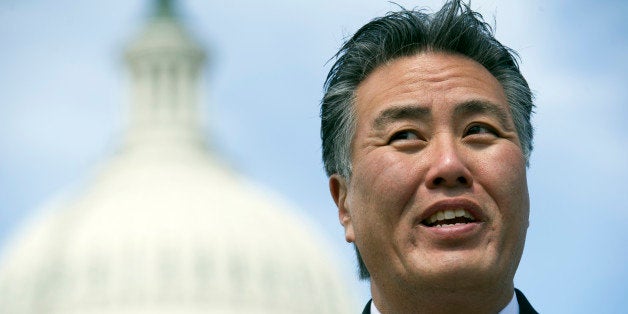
[0,146,353,313]
[0,1,355,313]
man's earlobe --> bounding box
[329,174,355,243]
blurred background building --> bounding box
[0,1,355,312]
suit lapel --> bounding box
[362,299,372,314]
[515,289,538,314]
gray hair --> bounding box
[320,0,534,279]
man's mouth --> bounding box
[422,209,476,227]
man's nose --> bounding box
[424,137,473,189]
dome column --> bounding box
[123,3,205,149]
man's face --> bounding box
[330,52,529,290]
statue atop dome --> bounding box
[154,0,176,18]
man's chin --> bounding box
[401,254,504,290]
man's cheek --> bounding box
[366,152,417,186]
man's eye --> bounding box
[465,124,498,136]
[389,130,420,143]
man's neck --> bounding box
[370,279,515,314]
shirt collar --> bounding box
[498,291,519,314]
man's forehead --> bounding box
[355,52,509,123]
[363,51,492,84]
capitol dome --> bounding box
[0,1,354,313]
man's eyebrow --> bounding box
[453,100,512,128]
[372,106,430,130]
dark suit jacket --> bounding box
[361,289,538,314]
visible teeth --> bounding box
[444,210,455,219]
[425,208,475,226]
[436,212,445,221]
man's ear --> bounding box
[329,174,355,243]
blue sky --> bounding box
[1,0,626,312]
